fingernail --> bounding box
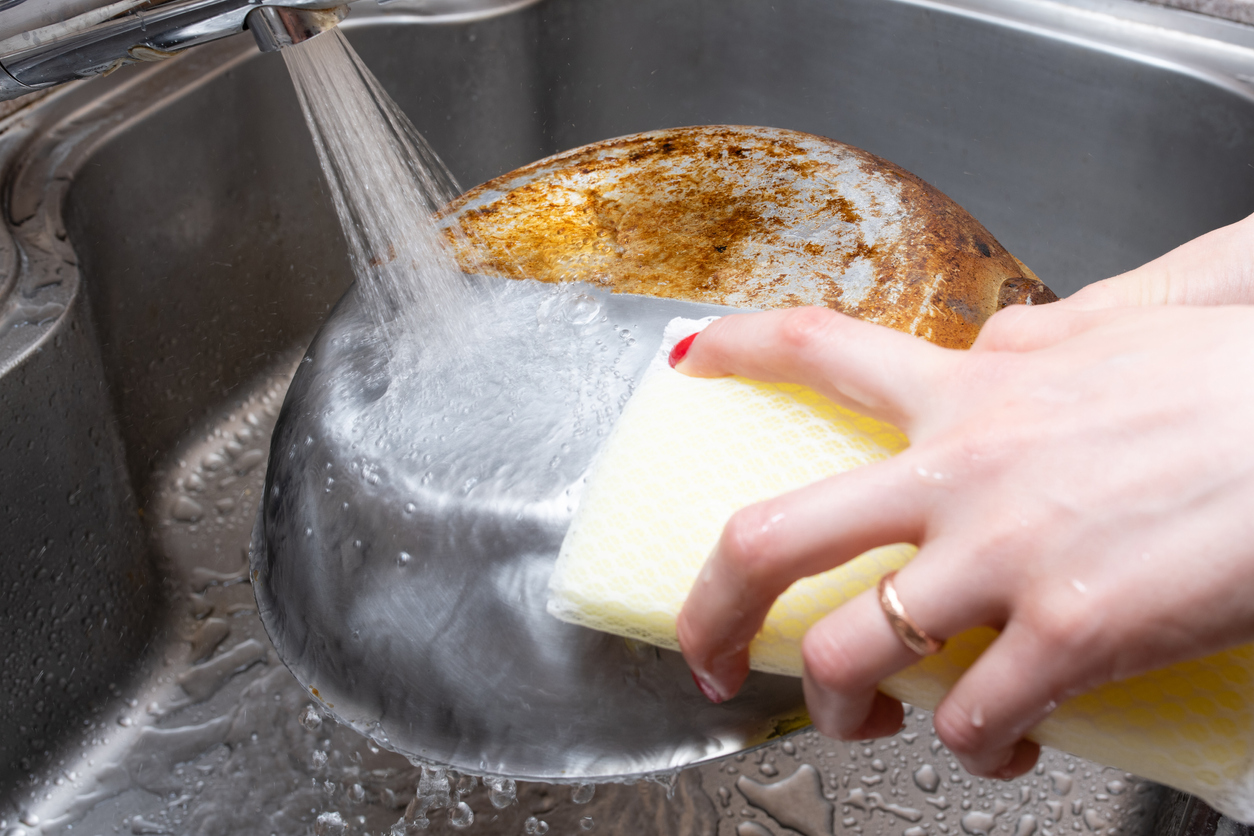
[691,670,726,704]
[668,333,698,368]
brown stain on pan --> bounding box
[441,126,1055,350]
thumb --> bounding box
[972,303,1124,353]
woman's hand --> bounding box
[673,301,1254,780]
[1058,212,1254,309]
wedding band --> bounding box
[878,571,945,656]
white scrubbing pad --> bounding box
[546,316,1254,820]
[547,316,916,676]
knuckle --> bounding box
[1022,592,1103,658]
[974,304,1062,353]
[1012,594,1119,700]
[775,307,838,355]
[973,306,1025,351]
[718,502,783,586]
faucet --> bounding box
[0,0,350,100]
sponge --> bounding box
[548,317,1254,821]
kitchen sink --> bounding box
[3,0,1254,833]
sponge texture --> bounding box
[548,317,1254,820]
[549,317,913,675]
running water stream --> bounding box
[281,29,482,344]
[277,26,630,834]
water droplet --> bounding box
[171,496,205,522]
[130,815,164,834]
[565,295,602,324]
[404,502,417,514]
[234,448,266,474]
[1105,780,1125,795]
[523,816,549,835]
[314,811,346,836]
[960,811,996,835]
[760,762,779,777]
[487,777,516,809]
[913,764,940,793]
[1015,814,1039,836]
[1049,772,1073,796]
[737,823,773,836]
[1083,809,1106,831]
[416,766,451,810]
[300,705,323,731]
[398,551,412,567]
[571,783,595,804]
[311,749,328,768]
[580,816,595,831]
[349,782,366,803]
[737,764,831,836]
[448,802,473,828]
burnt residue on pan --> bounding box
[442,126,1055,350]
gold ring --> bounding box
[878,571,945,656]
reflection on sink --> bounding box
[2,0,1254,833]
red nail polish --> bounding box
[669,333,698,368]
[691,671,724,704]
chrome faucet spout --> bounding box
[247,5,346,53]
[0,0,351,101]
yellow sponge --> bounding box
[548,317,1254,821]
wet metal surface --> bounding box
[254,284,814,781]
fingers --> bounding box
[931,617,1075,778]
[799,551,1003,741]
[970,302,1122,354]
[1051,212,1254,309]
[677,455,930,702]
[801,589,918,739]
[801,560,1048,779]
[672,307,955,431]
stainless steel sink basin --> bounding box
[3,0,1254,833]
